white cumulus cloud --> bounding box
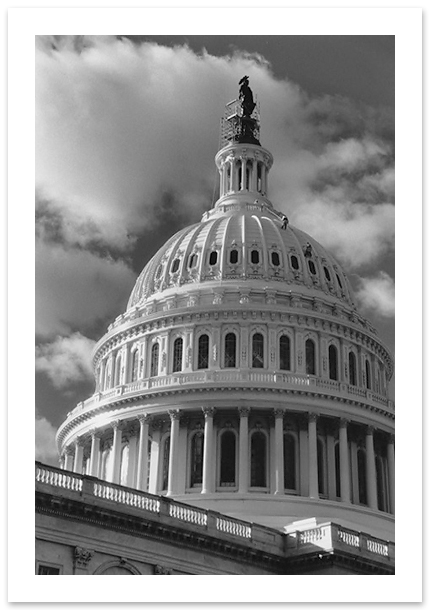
[36,332,96,388]
[355,271,395,318]
[35,416,59,464]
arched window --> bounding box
[131,349,139,382]
[335,442,340,498]
[190,432,204,487]
[271,251,280,267]
[283,433,296,490]
[230,249,238,264]
[291,255,299,270]
[114,353,122,386]
[197,334,209,369]
[250,431,267,487]
[349,352,357,386]
[209,251,218,266]
[172,337,183,373]
[245,160,252,189]
[305,339,316,375]
[324,266,331,282]
[251,250,260,264]
[252,333,264,368]
[279,335,291,371]
[171,258,180,273]
[365,359,371,390]
[120,444,129,486]
[328,345,338,381]
[308,260,316,275]
[161,436,170,491]
[357,448,367,505]
[317,438,327,496]
[220,431,236,487]
[150,343,159,377]
[224,333,236,368]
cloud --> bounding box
[36,240,136,337]
[36,35,394,271]
[36,332,96,389]
[355,271,395,317]
[36,416,59,464]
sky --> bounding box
[35,35,395,465]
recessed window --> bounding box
[251,250,260,264]
[271,251,280,267]
[336,273,343,290]
[188,253,198,269]
[305,339,316,375]
[349,352,357,386]
[365,360,372,390]
[291,255,299,270]
[230,249,238,264]
[38,565,61,575]
[252,333,264,368]
[220,431,236,486]
[150,343,159,377]
[279,335,291,371]
[172,337,183,373]
[308,260,316,275]
[197,334,209,369]
[250,432,267,487]
[209,251,218,266]
[224,333,236,368]
[328,345,338,381]
[283,433,297,490]
[171,258,180,273]
[323,267,331,282]
[190,432,204,487]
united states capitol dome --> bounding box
[56,79,394,544]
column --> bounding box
[64,447,74,471]
[240,156,247,190]
[110,421,123,484]
[148,423,162,494]
[167,410,181,496]
[73,439,84,474]
[365,426,378,510]
[202,407,216,494]
[238,406,250,493]
[308,413,319,499]
[251,159,258,191]
[339,419,351,503]
[89,431,101,477]
[122,344,130,385]
[387,434,395,514]
[136,414,150,491]
[274,409,284,495]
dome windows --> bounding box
[328,345,338,381]
[324,266,331,282]
[188,253,198,269]
[305,339,316,376]
[336,273,343,290]
[171,258,180,273]
[150,343,159,377]
[271,251,280,267]
[279,335,291,371]
[290,255,300,271]
[172,337,183,373]
[230,249,239,264]
[250,431,267,488]
[190,431,204,487]
[224,332,237,368]
[209,251,218,266]
[219,430,237,487]
[197,334,209,369]
[348,352,357,386]
[308,260,317,275]
[252,333,264,368]
[250,249,260,265]
[155,264,163,280]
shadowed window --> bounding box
[317,438,326,495]
[172,337,183,373]
[209,251,218,266]
[283,433,296,490]
[324,266,331,281]
[197,334,209,369]
[190,432,204,487]
[251,250,260,264]
[329,345,338,381]
[336,273,343,290]
[365,360,371,390]
[224,333,236,368]
[150,343,159,377]
[349,352,357,386]
[279,335,291,371]
[308,260,316,275]
[230,249,238,264]
[171,258,180,273]
[305,339,316,375]
[357,448,367,505]
[271,251,280,267]
[252,333,264,368]
[291,255,299,270]
[131,349,139,382]
[188,253,198,269]
[220,431,236,486]
[250,431,267,487]
[335,442,340,497]
[162,436,170,491]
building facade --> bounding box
[36,82,395,575]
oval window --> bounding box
[251,250,260,264]
[336,273,343,289]
[291,255,299,270]
[171,258,180,273]
[308,260,316,275]
[271,251,280,267]
[324,267,331,282]
[188,253,198,269]
[209,251,218,266]
[230,249,238,264]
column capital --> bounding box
[339,418,350,428]
[168,409,181,422]
[274,408,284,420]
[75,436,85,447]
[202,406,215,419]
[64,445,74,456]
[111,419,124,431]
[89,429,102,440]
[366,425,376,436]
[308,412,318,424]
[138,413,151,425]
[239,406,251,418]
[388,433,395,445]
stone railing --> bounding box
[67,370,393,419]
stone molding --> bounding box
[74,546,94,568]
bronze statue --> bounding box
[239,76,256,117]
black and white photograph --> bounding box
[7,5,423,603]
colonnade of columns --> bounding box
[63,410,394,515]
